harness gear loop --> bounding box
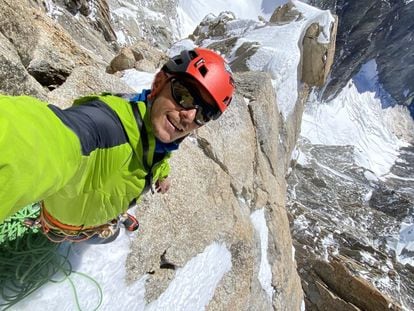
[37,202,119,243]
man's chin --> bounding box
[154,130,177,144]
[154,123,189,143]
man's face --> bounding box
[150,76,216,143]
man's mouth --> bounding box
[167,116,184,132]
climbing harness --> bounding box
[22,202,138,244]
[38,203,120,243]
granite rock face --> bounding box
[308,0,414,108]
[106,41,168,74]
[0,0,104,91]
[288,139,414,310]
[125,71,303,310]
[0,31,48,98]
[0,1,345,309]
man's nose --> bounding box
[179,108,197,124]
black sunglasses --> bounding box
[170,78,221,125]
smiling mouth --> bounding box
[167,116,184,132]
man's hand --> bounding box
[155,178,171,194]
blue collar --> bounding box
[129,89,152,103]
[155,139,180,153]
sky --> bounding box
[8,0,414,309]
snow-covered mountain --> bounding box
[286,1,414,309]
[289,76,414,308]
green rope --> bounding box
[0,204,104,310]
[0,203,40,244]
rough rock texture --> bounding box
[44,1,116,64]
[287,139,414,309]
[0,1,345,309]
[107,41,168,73]
[59,0,91,15]
[300,255,402,311]
[191,11,237,44]
[54,0,116,42]
[301,18,338,87]
[312,258,401,311]
[106,47,140,74]
[270,1,303,24]
[126,71,303,310]
[47,66,134,108]
[0,31,47,98]
[191,12,254,59]
[308,0,414,107]
[0,0,101,90]
[108,0,177,50]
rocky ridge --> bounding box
[307,0,414,111]
[0,0,334,309]
[288,138,414,310]
[1,0,407,310]
[284,1,414,310]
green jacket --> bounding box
[0,92,171,227]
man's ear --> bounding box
[148,70,169,100]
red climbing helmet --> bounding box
[163,48,235,115]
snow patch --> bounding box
[167,39,197,57]
[115,30,129,46]
[293,0,335,44]
[121,69,155,92]
[294,214,310,231]
[14,237,232,310]
[250,209,275,300]
[112,0,140,19]
[363,190,373,202]
[360,251,377,266]
[176,0,276,38]
[364,170,378,182]
[292,146,310,166]
[231,3,334,119]
[147,243,232,310]
[321,233,338,260]
[44,0,64,17]
[301,81,404,177]
[396,222,414,267]
[13,229,147,310]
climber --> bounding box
[0,48,235,243]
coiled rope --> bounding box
[0,204,103,310]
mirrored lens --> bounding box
[171,80,196,109]
[170,79,221,125]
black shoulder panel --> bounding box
[48,100,128,155]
